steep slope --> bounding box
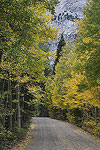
[49,0,87,52]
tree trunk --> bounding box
[1,78,5,103]
[17,82,21,129]
[9,79,13,130]
[94,107,97,123]
[0,79,5,125]
[98,108,100,121]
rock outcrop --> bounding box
[49,0,87,52]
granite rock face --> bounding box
[49,0,87,52]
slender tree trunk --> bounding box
[22,96,25,127]
[9,79,13,130]
[1,78,5,102]
[0,79,5,125]
[98,108,100,121]
[17,82,21,129]
[94,107,97,123]
[2,78,6,126]
[81,107,84,125]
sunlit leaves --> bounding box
[44,1,100,132]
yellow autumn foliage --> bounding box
[83,37,93,44]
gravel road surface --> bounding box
[24,117,100,150]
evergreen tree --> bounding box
[53,34,66,74]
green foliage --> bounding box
[66,109,82,126]
[82,121,100,138]
[53,34,66,74]
[76,0,100,87]
[0,124,13,149]
[44,0,100,137]
[0,0,58,149]
[13,125,28,141]
[49,107,67,120]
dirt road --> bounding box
[24,117,100,150]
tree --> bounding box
[53,34,66,74]
[0,0,59,148]
[75,0,100,86]
[44,0,100,136]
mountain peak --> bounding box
[49,0,87,60]
[52,0,87,39]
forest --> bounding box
[0,0,100,149]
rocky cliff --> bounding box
[49,0,87,53]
